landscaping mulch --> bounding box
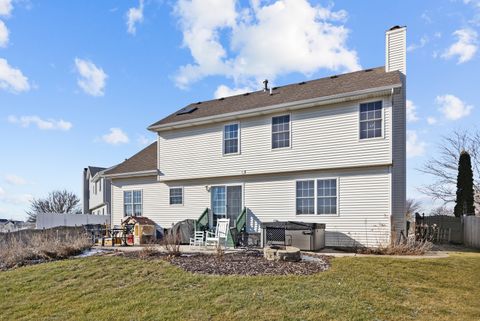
[126,249,331,276]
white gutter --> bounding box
[101,169,158,179]
[148,84,401,132]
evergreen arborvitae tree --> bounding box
[454,150,475,217]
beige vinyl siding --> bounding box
[386,28,406,74]
[244,167,391,247]
[390,81,407,239]
[89,178,105,211]
[159,97,393,181]
[111,167,391,247]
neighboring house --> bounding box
[82,166,111,215]
[102,142,158,226]
[104,26,407,247]
[0,219,33,233]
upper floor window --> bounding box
[99,179,102,192]
[360,101,382,139]
[124,190,142,216]
[169,187,183,205]
[223,124,239,154]
[272,115,290,149]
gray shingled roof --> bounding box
[88,166,106,177]
[148,67,402,129]
[103,142,157,176]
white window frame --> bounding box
[123,190,143,217]
[169,187,184,206]
[358,99,385,141]
[295,179,315,215]
[209,183,244,227]
[271,113,292,150]
[295,177,339,217]
[222,122,241,156]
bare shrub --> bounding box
[161,231,181,257]
[0,227,92,270]
[358,237,433,256]
[214,244,225,259]
[137,245,160,259]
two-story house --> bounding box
[104,26,406,247]
[82,166,112,215]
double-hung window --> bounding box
[296,179,338,215]
[272,115,290,149]
[360,101,382,139]
[296,181,314,214]
[317,179,337,215]
[124,190,142,216]
[223,124,239,154]
[169,187,183,205]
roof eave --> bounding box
[148,84,401,132]
[101,169,158,179]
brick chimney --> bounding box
[385,26,406,75]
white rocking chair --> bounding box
[205,218,230,248]
[189,230,205,247]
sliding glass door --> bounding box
[211,185,242,227]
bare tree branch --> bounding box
[418,130,480,211]
[26,190,81,223]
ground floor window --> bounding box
[124,190,142,216]
[169,187,183,205]
[296,178,338,215]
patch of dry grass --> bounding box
[0,227,92,270]
[358,238,433,255]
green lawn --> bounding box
[1,252,479,321]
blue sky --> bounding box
[0,0,479,220]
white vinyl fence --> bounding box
[36,213,110,229]
[463,216,480,249]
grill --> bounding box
[261,221,326,251]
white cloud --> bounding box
[8,115,72,131]
[74,58,107,96]
[0,186,33,206]
[436,94,473,120]
[214,84,252,98]
[126,0,144,35]
[421,12,432,24]
[0,58,30,93]
[102,128,129,145]
[0,0,13,17]
[442,28,478,63]
[0,20,9,47]
[4,174,26,186]
[0,193,33,206]
[407,130,426,158]
[174,0,360,89]
[407,36,428,52]
[426,116,437,125]
[137,134,154,146]
[406,100,419,122]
